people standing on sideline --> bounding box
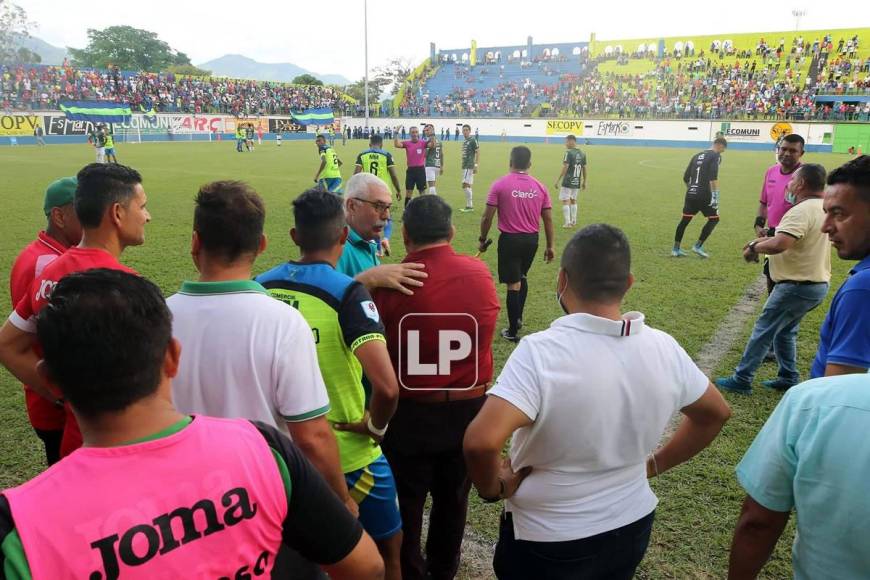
[464,225,730,580]
[0,163,150,459]
[7,177,82,465]
[554,134,587,228]
[672,137,727,258]
[811,155,870,377]
[0,269,384,580]
[478,146,555,343]
[716,164,831,394]
[168,181,357,520]
[374,196,499,580]
[394,126,428,208]
[728,373,870,580]
[314,134,344,194]
[755,134,805,291]
[256,189,403,579]
[459,125,480,212]
[33,125,45,146]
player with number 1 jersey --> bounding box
[673,138,728,258]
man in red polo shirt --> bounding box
[373,195,499,580]
[8,177,82,465]
[0,163,150,458]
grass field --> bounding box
[0,139,855,578]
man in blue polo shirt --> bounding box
[811,156,870,377]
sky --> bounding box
[17,0,870,80]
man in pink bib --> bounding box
[0,269,384,580]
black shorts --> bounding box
[405,167,427,192]
[682,195,718,218]
[497,233,538,284]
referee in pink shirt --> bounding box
[479,146,555,342]
[394,126,428,208]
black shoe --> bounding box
[500,328,520,343]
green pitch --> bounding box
[0,140,854,578]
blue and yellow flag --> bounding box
[60,100,132,123]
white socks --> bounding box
[570,203,578,224]
[428,186,437,195]
[464,187,473,207]
[562,204,571,225]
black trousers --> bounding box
[494,510,655,580]
[381,397,485,580]
[33,428,62,466]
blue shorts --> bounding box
[345,454,401,540]
[320,178,343,194]
[104,148,115,155]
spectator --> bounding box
[374,196,499,580]
[811,155,870,377]
[728,372,870,579]
[0,269,384,580]
[464,224,730,580]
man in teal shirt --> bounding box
[337,173,387,278]
[729,372,870,579]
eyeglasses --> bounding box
[355,198,392,214]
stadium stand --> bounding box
[402,29,870,120]
[0,64,347,116]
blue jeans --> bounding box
[494,511,655,580]
[734,281,829,385]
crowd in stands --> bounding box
[0,63,345,116]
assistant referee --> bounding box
[479,146,555,342]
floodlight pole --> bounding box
[364,0,370,128]
[791,9,806,31]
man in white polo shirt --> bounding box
[167,181,356,524]
[464,224,731,580]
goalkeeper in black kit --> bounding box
[672,137,727,258]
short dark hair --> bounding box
[36,269,171,419]
[194,181,265,263]
[713,137,728,147]
[370,134,383,146]
[796,163,827,192]
[566,134,577,141]
[462,124,471,130]
[75,163,143,228]
[827,155,870,203]
[510,146,532,170]
[403,195,452,245]
[292,189,346,252]
[780,133,805,150]
[315,134,326,141]
[561,224,631,302]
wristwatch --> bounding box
[748,240,760,252]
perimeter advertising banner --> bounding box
[0,114,42,136]
[545,119,584,135]
[268,118,307,133]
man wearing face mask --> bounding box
[717,164,831,395]
[464,224,730,579]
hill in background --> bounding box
[196,54,350,85]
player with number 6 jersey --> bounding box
[673,138,728,258]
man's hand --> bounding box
[581,181,587,191]
[334,411,383,444]
[473,164,479,175]
[499,457,532,499]
[543,247,555,263]
[344,497,360,518]
[743,240,760,263]
[754,226,766,237]
[478,240,490,254]
[355,263,427,295]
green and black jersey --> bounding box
[425,139,443,168]
[461,137,478,170]
[0,417,363,579]
[561,148,587,189]
[255,261,386,474]
[355,148,395,181]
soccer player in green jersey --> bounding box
[460,124,479,212]
[424,124,444,195]
[103,126,118,164]
[315,134,344,194]
[554,134,588,227]
[256,189,402,580]
[355,135,402,257]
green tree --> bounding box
[344,76,389,106]
[165,64,211,77]
[0,0,34,64]
[292,73,323,86]
[68,26,191,71]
